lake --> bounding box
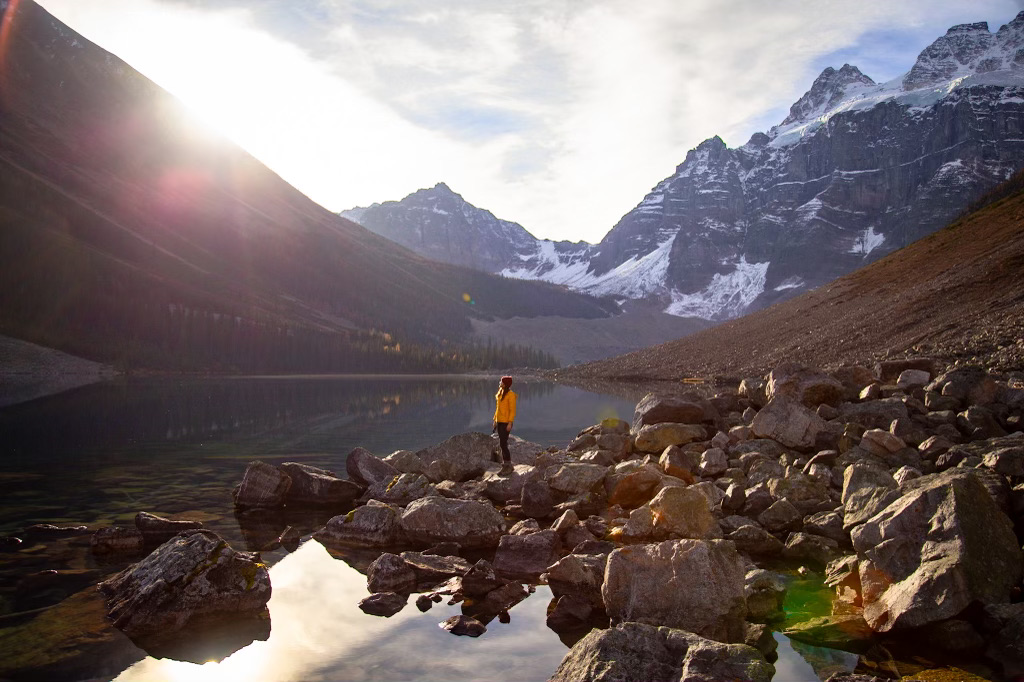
[0,375,846,681]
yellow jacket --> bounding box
[494,390,517,423]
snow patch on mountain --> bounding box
[850,226,885,256]
[773,276,805,292]
[665,257,769,320]
[503,234,676,299]
[502,240,592,287]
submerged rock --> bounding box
[90,527,144,555]
[783,614,873,650]
[98,530,271,645]
[549,621,773,682]
[134,511,202,546]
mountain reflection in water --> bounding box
[115,540,567,682]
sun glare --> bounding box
[36,0,502,214]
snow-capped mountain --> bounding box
[341,183,572,273]
[347,14,1024,320]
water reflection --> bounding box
[115,540,568,682]
[0,376,639,538]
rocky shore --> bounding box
[9,358,1023,681]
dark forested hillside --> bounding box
[0,0,611,372]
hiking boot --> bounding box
[499,462,513,475]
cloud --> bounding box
[36,0,1024,244]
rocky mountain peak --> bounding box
[947,21,990,35]
[903,19,997,90]
[1001,11,1024,31]
[782,64,874,126]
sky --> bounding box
[34,0,1024,244]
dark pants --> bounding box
[495,422,511,463]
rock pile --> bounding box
[223,359,1022,681]
[98,530,271,662]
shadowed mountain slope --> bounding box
[554,170,1024,387]
[0,0,613,372]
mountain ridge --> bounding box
[344,12,1024,323]
[0,0,614,372]
[551,166,1024,389]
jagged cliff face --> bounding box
[346,14,1024,321]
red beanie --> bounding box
[501,376,513,386]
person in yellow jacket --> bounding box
[492,375,517,475]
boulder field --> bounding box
[86,359,1024,681]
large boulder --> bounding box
[312,500,403,547]
[484,467,532,504]
[659,445,700,482]
[851,469,1023,632]
[607,464,664,508]
[493,529,560,578]
[98,531,270,643]
[546,463,608,495]
[842,463,900,531]
[767,472,831,515]
[783,532,840,568]
[366,553,416,594]
[634,423,707,453]
[726,525,784,557]
[767,363,845,408]
[233,461,291,509]
[521,479,556,518]
[750,399,833,452]
[279,462,361,507]
[416,432,494,483]
[549,622,773,682]
[648,486,720,539]
[633,393,719,431]
[399,497,505,549]
[399,551,473,585]
[345,447,399,487]
[545,552,609,608]
[745,569,787,623]
[602,539,747,643]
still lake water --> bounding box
[0,376,846,681]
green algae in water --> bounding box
[779,568,835,628]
